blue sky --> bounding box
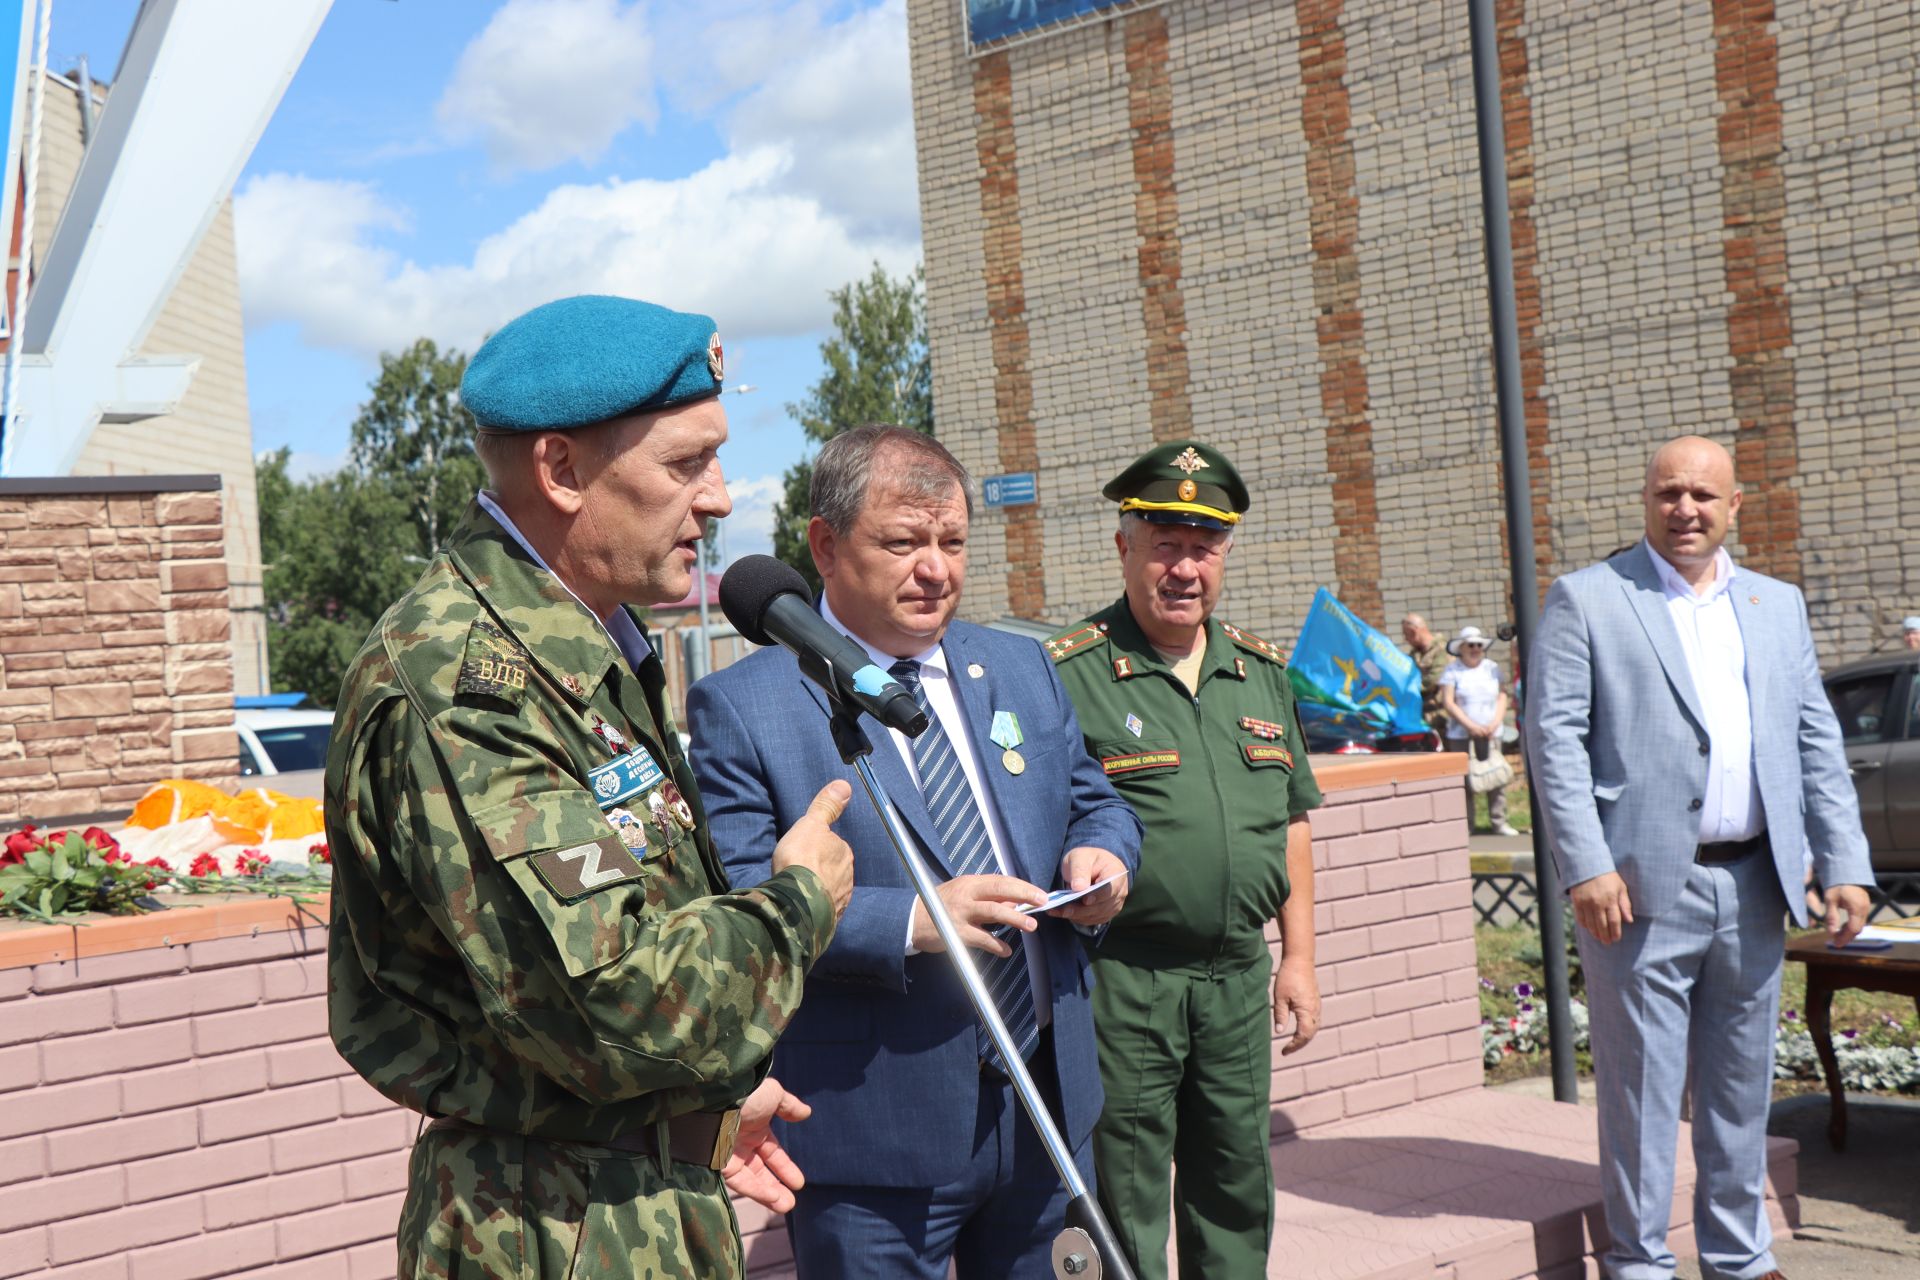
[55,0,920,561]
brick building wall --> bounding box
[0,479,237,823]
[910,0,1920,660]
[0,755,1473,1279]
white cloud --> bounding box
[722,1,918,238]
[281,449,349,483]
[436,0,656,173]
[235,3,921,362]
[234,152,919,359]
[715,472,787,560]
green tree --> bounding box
[258,339,484,705]
[771,262,932,591]
[350,338,482,559]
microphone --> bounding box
[718,556,930,738]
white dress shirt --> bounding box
[1645,540,1764,843]
[478,491,653,673]
[819,596,1051,1027]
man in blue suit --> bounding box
[688,424,1142,1279]
[1527,435,1874,1280]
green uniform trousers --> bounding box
[1090,949,1274,1280]
[398,1124,744,1279]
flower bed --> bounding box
[0,822,332,923]
[1476,923,1920,1095]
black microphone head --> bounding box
[719,554,812,647]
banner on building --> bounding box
[1288,587,1427,739]
[965,0,1145,49]
[0,0,31,338]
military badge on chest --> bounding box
[990,709,1026,775]
[1239,716,1285,740]
[587,738,667,808]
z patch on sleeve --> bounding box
[456,619,531,705]
[527,835,649,902]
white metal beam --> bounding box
[3,0,333,476]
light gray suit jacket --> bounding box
[1525,542,1873,924]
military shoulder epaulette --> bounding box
[1220,621,1286,665]
[1045,622,1109,663]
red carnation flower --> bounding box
[308,841,331,866]
[3,823,43,865]
[189,853,221,879]
[235,849,270,878]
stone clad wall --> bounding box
[0,480,238,823]
[0,756,1471,1279]
[911,0,1920,659]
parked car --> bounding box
[1823,650,1920,874]
[236,707,334,777]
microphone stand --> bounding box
[822,696,1138,1280]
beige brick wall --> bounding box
[1776,0,1920,659]
[911,0,1920,662]
[0,481,237,822]
[22,73,265,696]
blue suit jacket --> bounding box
[687,618,1143,1187]
[1525,543,1874,924]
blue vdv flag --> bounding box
[1288,588,1426,738]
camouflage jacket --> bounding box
[324,501,836,1144]
[1410,642,1450,732]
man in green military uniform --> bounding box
[1049,440,1322,1279]
[325,295,855,1279]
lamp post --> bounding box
[690,383,761,682]
[1467,0,1575,1103]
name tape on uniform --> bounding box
[1103,749,1180,775]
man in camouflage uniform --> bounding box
[325,296,854,1278]
[1048,441,1322,1280]
[1402,612,1450,735]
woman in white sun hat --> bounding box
[1440,625,1517,835]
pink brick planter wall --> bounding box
[0,755,1468,1278]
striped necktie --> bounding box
[890,659,1040,1071]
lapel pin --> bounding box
[967,662,985,679]
[1749,595,1759,605]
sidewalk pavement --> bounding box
[1493,1077,1920,1278]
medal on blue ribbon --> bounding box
[990,710,1026,775]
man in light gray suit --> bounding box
[1526,436,1875,1280]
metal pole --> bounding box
[693,535,712,681]
[76,54,93,145]
[1467,0,1576,1104]
[0,0,53,477]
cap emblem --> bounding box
[1173,446,1207,476]
[1177,479,1198,502]
[707,332,725,382]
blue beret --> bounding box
[460,295,724,431]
